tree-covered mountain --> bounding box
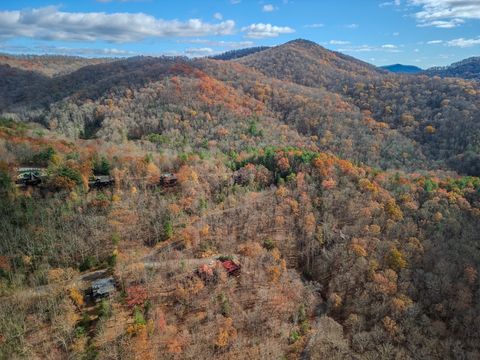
[1,40,479,176]
[380,64,422,74]
[423,56,480,81]
[210,46,270,60]
[0,53,115,77]
[1,39,480,359]
[237,39,480,175]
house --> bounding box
[91,277,116,300]
[219,259,241,277]
[88,175,115,189]
[15,167,46,187]
[160,173,178,187]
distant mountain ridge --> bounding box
[0,39,479,176]
[210,46,270,60]
[0,53,115,77]
[423,56,480,81]
[381,64,423,74]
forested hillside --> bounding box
[2,41,480,175]
[0,54,115,77]
[210,46,270,61]
[238,40,480,175]
[423,57,480,81]
[1,39,479,359]
[380,64,422,74]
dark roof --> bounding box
[91,277,115,297]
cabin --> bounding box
[159,173,178,187]
[219,258,241,277]
[88,175,115,189]
[90,277,116,301]
[196,256,242,282]
[15,167,47,187]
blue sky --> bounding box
[0,0,479,68]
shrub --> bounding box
[263,238,275,250]
[57,166,83,185]
[79,256,97,272]
[69,287,84,307]
[99,299,112,319]
[111,233,121,245]
[387,247,407,271]
[289,330,301,344]
[133,307,146,326]
[29,146,56,166]
[163,220,174,240]
[146,133,169,145]
[248,120,263,137]
[92,155,111,175]
[219,293,231,317]
[0,162,13,195]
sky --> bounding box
[0,0,479,68]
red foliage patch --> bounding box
[125,285,148,308]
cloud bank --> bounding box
[0,6,236,43]
[410,0,480,28]
[241,23,295,38]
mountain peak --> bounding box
[285,39,319,47]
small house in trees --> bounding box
[15,167,46,187]
[217,256,241,277]
[196,256,242,282]
[159,173,178,187]
[90,277,116,301]
[88,175,115,189]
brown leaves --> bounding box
[215,317,237,348]
[464,265,478,286]
[372,269,398,295]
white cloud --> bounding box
[338,44,403,53]
[184,47,215,57]
[0,43,138,56]
[338,45,376,52]
[35,45,136,56]
[446,37,480,48]
[0,6,236,43]
[380,0,401,7]
[329,40,350,45]
[96,0,150,2]
[178,39,254,48]
[417,18,464,28]
[262,4,276,12]
[345,23,359,29]
[213,12,223,20]
[242,23,295,38]
[393,32,400,36]
[427,39,443,44]
[410,0,480,28]
[304,23,324,28]
[414,48,420,52]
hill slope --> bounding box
[0,39,479,177]
[237,39,480,175]
[237,39,383,87]
[0,54,427,171]
[0,39,480,360]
